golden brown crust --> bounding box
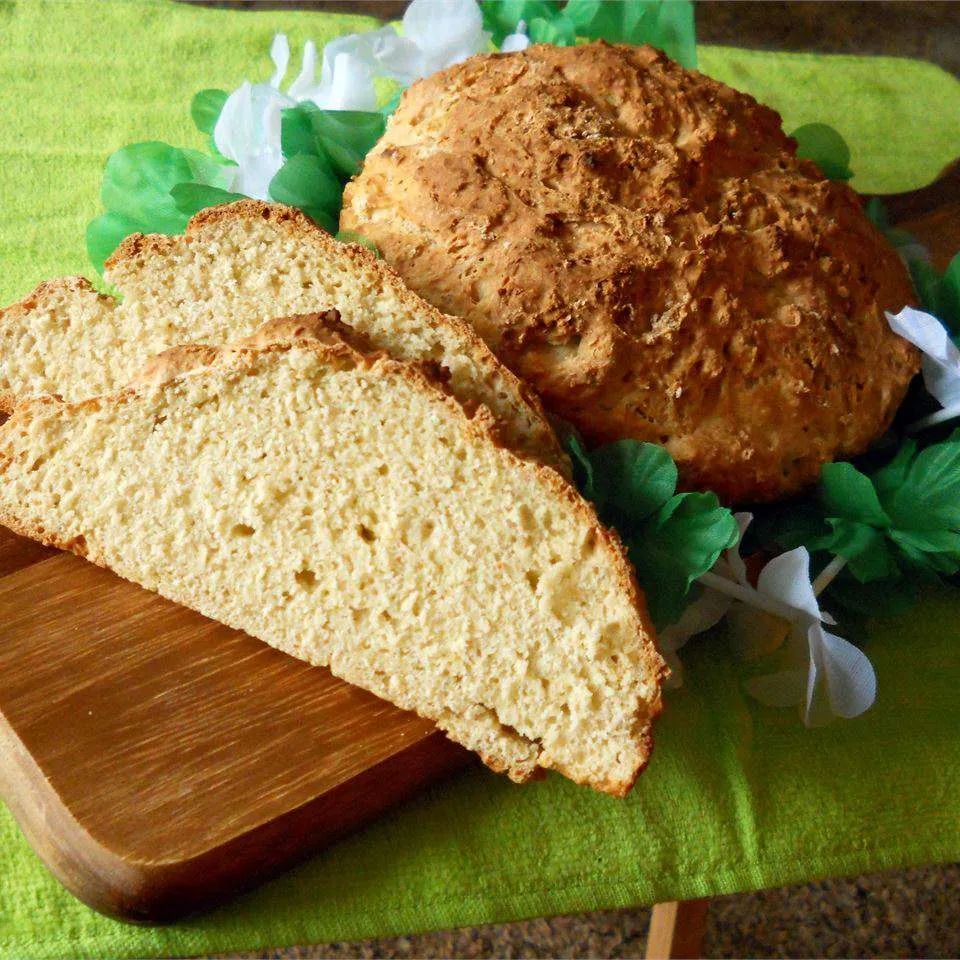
[125,310,358,390]
[343,41,920,503]
[0,321,664,795]
[105,199,568,476]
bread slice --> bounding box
[0,323,664,795]
[0,200,566,474]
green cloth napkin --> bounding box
[1,3,959,957]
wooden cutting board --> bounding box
[0,526,469,922]
[0,171,956,925]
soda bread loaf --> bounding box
[0,322,665,795]
[342,41,919,503]
[0,201,567,474]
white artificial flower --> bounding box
[312,0,489,91]
[311,27,410,104]
[887,307,960,431]
[501,19,531,53]
[214,81,289,199]
[214,6,490,199]
[662,520,872,725]
[402,0,490,74]
[269,33,291,88]
[743,548,876,727]
[214,34,298,199]
[286,39,319,100]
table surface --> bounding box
[108,2,960,957]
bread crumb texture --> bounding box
[342,41,920,503]
[0,335,664,795]
[0,201,566,474]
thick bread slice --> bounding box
[0,326,664,795]
[0,200,567,474]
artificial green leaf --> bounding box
[628,490,739,627]
[572,0,700,69]
[289,105,387,180]
[865,196,891,232]
[89,141,239,274]
[891,528,960,576]
[481,0,563,44]
[280,104,319,161]
[744,502,832,554]
[487,0,697,66]
[822,567,918,624]
[304,208,339,235]
[564,0,638,41]
[790,123,853,181]
[99,142,196,233]
[191,89,228,136]
[562,436,737,627]
[819,461,890,527]
[170,182,246,217]
[335,230,381,257]
[882,436,960,531]
[905,253,960,334]
[324,110,388,157]
[559,0,603,31]
[649,0,697,69]
[563,433,596,500]
[86,211,144,274]
[942,252,960,332]
[590,440,676,522]
[872,440,918,503]
[101,141,234,230]
[821,518,898,582]
[268,154,343,220]
[528,13,577,45]
[909,258,943,312]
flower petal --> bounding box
[501,30,531,53]
[214,81,254,164]
[324,51,378,111]
[805,624,877,725]
[403,0,488,68]
[270,33,290,89]
[887,306,960,407]
[501,19,531,52]
[373,35,427,86]
[287,40,318,100]
[756,546,820,619]
[660,588,731,652]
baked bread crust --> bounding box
[342,41,920,502]
[0,321,665,795]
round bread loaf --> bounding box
[342,41,919,502]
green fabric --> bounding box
[1,2,959,957]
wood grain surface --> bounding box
[0,526,469,922]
